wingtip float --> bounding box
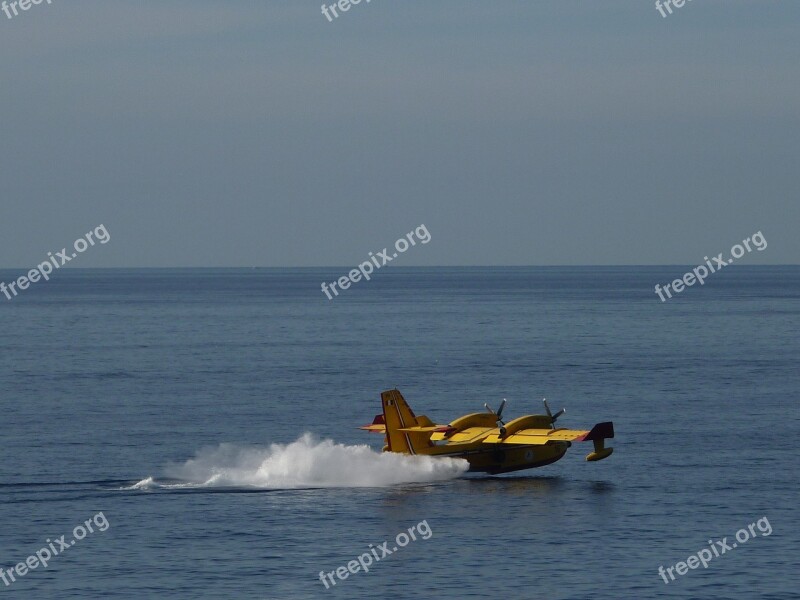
[360,389,614,474]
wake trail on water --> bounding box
[126,433,468,490]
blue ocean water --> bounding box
[1,267,798,599]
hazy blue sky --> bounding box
[1,1,798,267]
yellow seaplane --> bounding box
[361,389,614,474]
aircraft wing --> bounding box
[360,413,453,435]
[359,414,386,433]
[397,425,452,433]
[432,426,493,443]
[482,422,614,446]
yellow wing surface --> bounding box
[484,421,615,461]
[482,425,603,444]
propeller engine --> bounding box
[484,399,507,425]
[543,398,565,428]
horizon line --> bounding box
[0,264,797,270]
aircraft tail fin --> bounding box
[381,389,434,454]
[581,421,615,461]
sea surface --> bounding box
[1,267,798,599]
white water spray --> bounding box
[128,433,468,490]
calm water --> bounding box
[1,267,798,599]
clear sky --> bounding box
[1,0,798,267]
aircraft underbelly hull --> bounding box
[461,443,569,474]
